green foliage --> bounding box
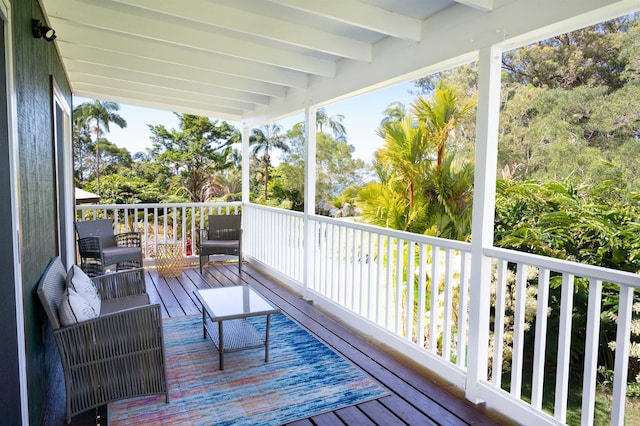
[148,114,238,202]
[359,83,475,240]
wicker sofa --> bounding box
[37,257,169,424]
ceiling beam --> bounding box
[46,0,336,76]
[111,0,373,62]
[266,0,422,41]
[453,0,494,12]
[49,18,305,91]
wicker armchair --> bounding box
[198,214,242,273]
[37,257,169,424]
[75,219,142,276]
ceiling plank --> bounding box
[59,43,282,100]
[66,62,266,108]
[46,0,336,76]
[453,0,494,12]
[266,0,422,41]
[73,79,247,117]
[49,18,304,91]
[111,0,373,61]
[74,87,242,123]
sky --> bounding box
[75,80,419,163]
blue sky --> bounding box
[75,80,419,163]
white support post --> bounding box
[466,45,502,403]
[241,125,250,205]
[303,105,317,300]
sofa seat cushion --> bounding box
[59,288,98,326]
[100,293,150,315]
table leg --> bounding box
[265,314,271,363]
[219,320,224,370]
[202,309,206,339]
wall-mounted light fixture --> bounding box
[32,19,56,42]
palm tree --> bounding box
[250,124,289,201]
[378,102,407,138]
[316,107,347,142]
[377,116,427,208]
[73,100,127,196]
[412,83,475,168]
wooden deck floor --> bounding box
[45,262,510,425]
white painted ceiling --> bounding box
[39,0,639,125]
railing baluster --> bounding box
[492,259,508,386]
[417,243,427,349]
[531,268,550,409]
[405,241,415,341]
[430,246,440,355]
[395,238,403,335]
[611,285,634,426]
[511,263,528,398]
[581,278,602,426]
[443,249,454,361]
[554,273,575,423]
[385,236,393,330]
[457,251,470,368]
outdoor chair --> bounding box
[198,214,242,273]
[75,219,142,276]
[37,256,169,424]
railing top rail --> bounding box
[245,202,305,218]
[311,212,472,252]
[76,201,243,210]
[485,246,640,287]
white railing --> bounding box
[74,201,640,425]
[482,247,640,426]
[75,202,241,263]
[243,203,473,388]
[243,203,640,426]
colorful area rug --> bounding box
[109,313,388,425]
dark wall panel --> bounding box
[12,0,72,424]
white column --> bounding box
[241,125,250,205]
[466,45,502,403]
[303,105,317,299]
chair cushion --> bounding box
[67,265,102,314]
[100,294,151,315]
[201,240,239,250]
[102,246,143,266]
[59,288,98,326]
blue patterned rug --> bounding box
[109,313,388,425]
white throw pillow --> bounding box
[68,265,101,314]
[59,288,98,326]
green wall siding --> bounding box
[12,0,72,424]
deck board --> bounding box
[45,262,509,425]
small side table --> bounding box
[156,241,184,277]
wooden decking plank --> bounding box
[286,419,314,426]
[183,267,219,289]
[144,271,170,318]
[377,394,442,426]
[241,265,496,426]
[147,270,186,317]
[356,400,405,425]
[308,411,345,425]
[334,405,377,425]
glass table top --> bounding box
[195,286,279,320]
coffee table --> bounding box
[194,286,281,370]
